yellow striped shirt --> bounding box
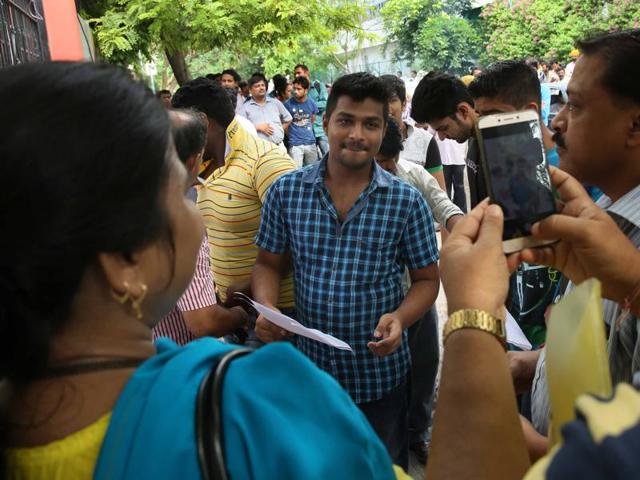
[198,118,296,307]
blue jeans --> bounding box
[407,306,440,445]
[357,379,409,471]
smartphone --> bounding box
[475,110,557,254]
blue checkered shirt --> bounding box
[256,159,439,403]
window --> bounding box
[0,0,49,67]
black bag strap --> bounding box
[196,348,252,480]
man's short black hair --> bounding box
[292,75,310,90]
[294,63,309,72]
[238,80,248,89]
[170,109,208,164]
[206,73,221,82]
[156,89,171,98]
[577,29,640,105]
[379,74,406,104]
[468,61,541,110]
[326,72,389,121]
[248,73,268,87]
[411,72,474,123]
[172,77,234,128]
[221,68,241,83]
[378,117,404,158]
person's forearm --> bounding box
[427,328,530,480]
[183,305,247,338]
[394,279,439,329]
[251,262,282,308]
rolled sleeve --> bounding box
[276,99,292,123]
[255,179,289,254]
[399,193,439,270]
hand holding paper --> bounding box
[236,293,353,352]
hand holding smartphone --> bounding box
[475,110,557,254]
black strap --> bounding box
[196,348,252,480]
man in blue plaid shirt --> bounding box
[252,73,440,469]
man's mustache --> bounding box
[552,130,567,149]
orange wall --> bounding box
[41,0,83,60]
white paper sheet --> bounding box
[235,294,353,352]
[506,310,532,350]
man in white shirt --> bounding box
[435,133,468,212]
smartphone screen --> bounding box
[480,119,556,240]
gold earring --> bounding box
[130,284,148,320]
[111,281,132,304]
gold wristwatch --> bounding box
[443,309,506,349]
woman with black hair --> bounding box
[0,62,403,480]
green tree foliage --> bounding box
[481,0,640,64]
[82,0,367,84]
[381,0,480,74]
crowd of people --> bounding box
[1,27,640,480]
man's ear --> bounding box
[458,102,474,120]
[322,112,329,134]
[526,101,540,116]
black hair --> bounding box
[238,80,248,89]
[248,73,268,87]
[378,117,404,158]
[468,61,542,110]
[172,77,235,128]
[379,74,406,104]
[325,72,390,121]
[577,29,640,105]
[170,109,208,163]
[0,62,172,381]
[156,89,171,97]
[272,74,288,96]
[221,68,241,84]
[292,75,310,90]
[525,58,539,69]
[224,87,238,109]
[410,71,474,123]
[206,73,221,82]
[294,63,309,72]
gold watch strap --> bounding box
[443,309,506,348]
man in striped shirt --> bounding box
[172,78,297,332]
[152,109,249,345]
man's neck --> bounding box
[600,172,640,203]
[254,96,266,105]
[325,154,373,187]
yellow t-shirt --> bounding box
[5,413,110,480]
[198,119,296,308]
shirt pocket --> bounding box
[351,236,396,284]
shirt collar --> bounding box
[597,183,640,228]
[246,96,273,107]
[302,154,392,189]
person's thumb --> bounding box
[476,204,504,247]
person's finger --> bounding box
[549,167,592,205]
[506,252,521,273]
[520,246,556,267]
[475,203,504,248]
[373,315,393,338]
[448,199,489,243]
[532,213,590,242]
